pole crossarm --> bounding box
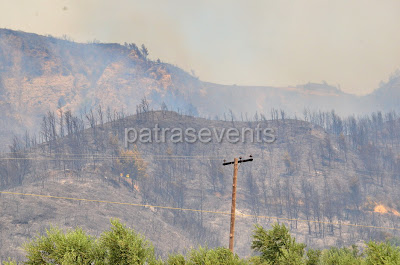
[222,157,253,166]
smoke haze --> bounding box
[1,0,400,94]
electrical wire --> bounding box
[1,191,399,232]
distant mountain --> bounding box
[366,73,400,112]
[0,28,202,149]
[0,28,399,149]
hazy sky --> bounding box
[1,0,400,95]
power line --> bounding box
[0,153,229,160]
[0,191,230,215]
[2,152,227,158]
[1,191,399,232]
[0,157,224,161]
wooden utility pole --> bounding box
[229,158,238,252]
[223,155,253,253]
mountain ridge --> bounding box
[0,28,399,150]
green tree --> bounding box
[23,226,102,265]
[165,247,247,265]
[319,245,362,265]
[364,241,400,265]
[99,219,161,265]
[165,253,186,265]
[186,246,247,265]
[305,249,321,265]
[251,223,306,264]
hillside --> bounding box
[0,28,202,150]
[1,110,400,261]
[1,29,400,151]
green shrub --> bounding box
[186,246,247,265]
[7,219,400,265]
[364,241,400,265]
[165,253,186,265]
[305,249,321,265]
[99,219,161,265]
[23,226,101,264]
[165,246,247,265]
[319,245,362,265]
[251,223,306,264]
